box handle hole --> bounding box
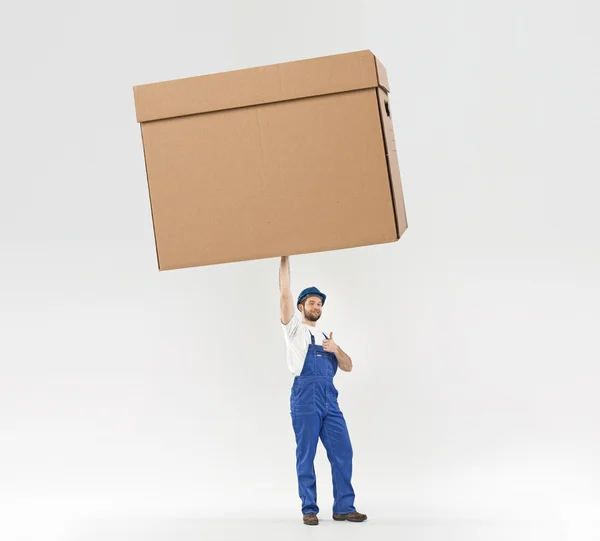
[384,101,391,117]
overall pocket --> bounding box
[292,380,315,415]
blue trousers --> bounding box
[291,406,356,515]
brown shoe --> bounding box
[303,512,319,525]
[332,511,367,522]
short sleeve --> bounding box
[282,311,302,342]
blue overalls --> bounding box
[290,329,357,516]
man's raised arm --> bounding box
[280,256,294,325]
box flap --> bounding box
[133,50,384,123]
[375,56,390,93]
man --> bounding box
[279,255,367,526]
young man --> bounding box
[279,255,367,526]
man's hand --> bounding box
[322,332,339,355]
[323,332,353,372]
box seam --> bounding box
[373,60,400,240]
[136,86,378,124]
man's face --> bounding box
[300,296,323,322]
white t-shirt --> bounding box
[281,311,330,376]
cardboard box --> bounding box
[133,49,407,270]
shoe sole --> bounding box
[333,516,367,522]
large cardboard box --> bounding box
[133,49,407,270]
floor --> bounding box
[54,516,594,541]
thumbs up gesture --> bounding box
[323,332,339,354]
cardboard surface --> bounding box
[134,50,379,123]
[133,50,408,270]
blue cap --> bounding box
[297,286,326,308]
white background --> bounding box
[1,0,599,540]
